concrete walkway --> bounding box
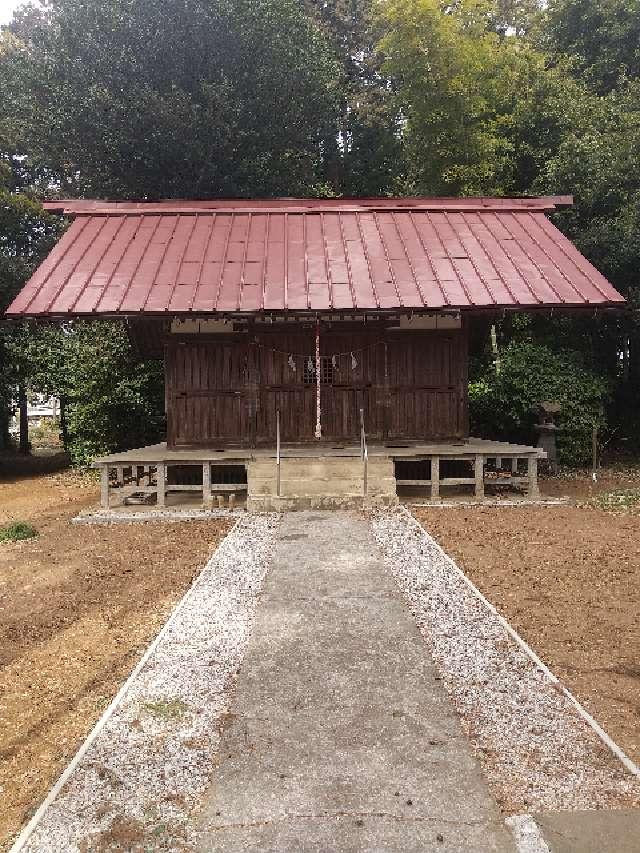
[196,511,515,852]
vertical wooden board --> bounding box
[165,325,470,446]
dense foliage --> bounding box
[20,322,166,465]
[1,0,341,198]
[0,0,639,464]
[470,341,609,465]
[0,167,60,448]
[545,0,640,94]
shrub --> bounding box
[469,341,609,466]
[0,521,38,542]
[23,322,166,467]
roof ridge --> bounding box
[42,196,574,216]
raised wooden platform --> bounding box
[94,439,545,510]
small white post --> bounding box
[202,462,211,507]
[475,455,485,499]
[157,463,166,507]
[100,466,110,509]
[528,455,540,498]
[431,456,440,500]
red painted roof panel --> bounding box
[6,198,625,316]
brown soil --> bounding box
[541,466,640,500]
[0,468,231,852]
[413,493,640,770]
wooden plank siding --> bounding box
[165,325,468,448]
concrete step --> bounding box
[249,459,393,477]
[250,461,379,478]
[247,456,396,503]
[247,494,399,512]
[249,471,394,483]
[249,478,396,497]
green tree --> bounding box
[529,83,640,439]
[1,0,341,199]
[0,0,342,461]
[19,321,165,465]
[375,0,565,195]
[490,0,544,37]
[0,164,60,449]
[545,0,640,94]
[470,339,609,465]
[306,0,404,195]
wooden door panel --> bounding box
[256,389,316,444]
[170,394,251,446]
[319,331,384,442]
[387,390,462,440]
[167,339,254,447]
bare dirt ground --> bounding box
[541,465,640,500]
[414,468,640,772]
[0,466,231,852]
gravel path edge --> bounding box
[371,505,640,817]
[388,505,640,780]
[10,515,279,853]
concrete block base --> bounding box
[247,456,396,511]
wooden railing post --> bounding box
[360,407,368,497]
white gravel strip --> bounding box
[14,514,279,853]
[410,498,569,508]
[371,506,640,813]
[72,508,243,524]
[505,815,551,853]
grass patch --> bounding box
[0,521,38,543]
[587,488,640,513]
[142,698,189,720]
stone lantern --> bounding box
[535,401,561,474]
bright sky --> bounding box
[0,0,31,26]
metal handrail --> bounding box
[276,408,281,497]
[360,407,368,497]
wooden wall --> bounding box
[165,324,468,448]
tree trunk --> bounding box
[0,405,9,451]
[490,324,501,375]
[18,383,29,455]
[59,395,69,449]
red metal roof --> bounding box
[6,197,625,316]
